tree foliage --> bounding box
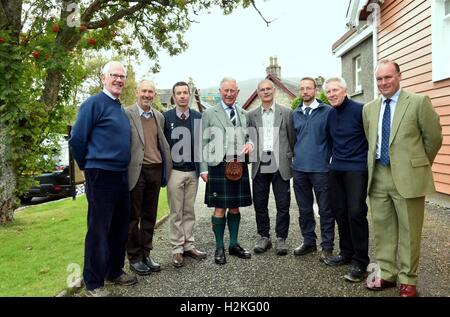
[0,0,266,222]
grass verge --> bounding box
[0,188,169,297]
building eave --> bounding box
[347,0,370,28]
[332,24,373,57]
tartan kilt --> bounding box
[205,162,252,208]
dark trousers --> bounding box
[127,164,162,263]
[252,168,291,239]
[293,171,334,249]
[83,168,130,291]
[329,170,369,269]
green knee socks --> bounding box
[227,212,241,248]
[211,216,226,250]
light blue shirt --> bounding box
[221,101,236,117]
[136,104,154,119]
[376,90,401,159]
[176,107,190,120]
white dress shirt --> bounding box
[261,103,275,151]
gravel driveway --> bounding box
[106,181,450,298]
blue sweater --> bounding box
[292,101,332,173]
[69,92,131,171]
[327,97,368,171]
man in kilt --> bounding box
[200,77,254,265]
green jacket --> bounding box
[363,89,442,198]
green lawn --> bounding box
[0,188,169,297]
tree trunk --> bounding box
[0,126,17,223]
[42,70,64,112]
[0,0,21,223]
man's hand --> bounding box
[240,143,253,155]
[200,172,208,183]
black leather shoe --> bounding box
[344,265,367,282]
[143,256,161,272]
[324,255,351,267]
[214,248,226,265]
[293,243,317,256]
[129,261,152,276]
[229,244,251,259]
[319,249,333,262]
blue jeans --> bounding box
[293,171,334,250]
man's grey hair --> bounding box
[257,79,275,90]
[137,79,156,91]
[101,61,127,76]
[220,77,238,89]
[324,77,348,91]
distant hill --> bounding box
[199,77,301,106]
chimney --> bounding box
[188,77,194,90]
[265,55,281,79]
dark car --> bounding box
[20,166,72,203]
[20,138,73,203]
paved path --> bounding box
[110,181,449,297]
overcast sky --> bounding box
[137,0,350,89]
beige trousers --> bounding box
[369,163,425,285]
[167,170,199,254]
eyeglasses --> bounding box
[110,73,127,80]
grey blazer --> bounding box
[248,103,295,181]
[126,105,172,191]
[200,103,250,173]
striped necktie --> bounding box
[229,106,236,126]
[379,99,391,166]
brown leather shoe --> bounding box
[106,271,138,286]
[400,284,417,297]
[183,248,207,260]
[367,277,397,291]
[172,253,184,268]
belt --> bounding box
[142,163,162,168]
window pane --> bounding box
[354,56,362,91]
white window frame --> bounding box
[354,55,362,93]
[432,0,450,81]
